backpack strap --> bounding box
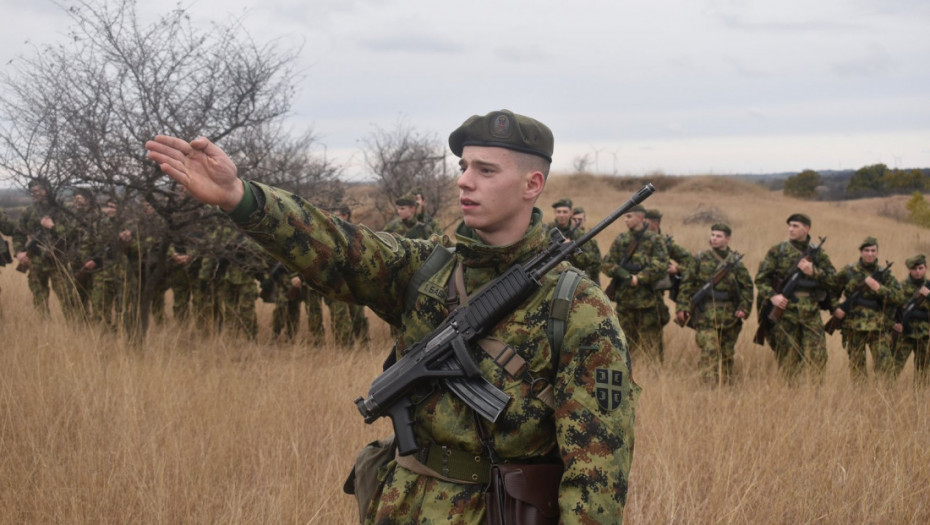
[404,245,455,312]
[547,269,583,357]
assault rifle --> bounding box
[823,261,893,335]
[753,237,826,345]
[891,283,929,351]
[354,184,656,456]
[675,252,744,328]
[665,234,684,302]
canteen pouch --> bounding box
[485,463,563,525]
[343,435,396,524]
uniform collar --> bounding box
[454,208,547,269]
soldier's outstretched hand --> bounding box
[146,135,244,211]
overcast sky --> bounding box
[2,0,928,179]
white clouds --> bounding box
[1,0,927,175]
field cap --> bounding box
[906,254,926,269]
[449,109,553,163]
[572,206,585,214]
[552,198,573,209]
[786,213,811,227]
[395,194,416,206]
[859,236,878,250]
[711,223,732,236]
[645,209,662,220]
[629,204,646,214]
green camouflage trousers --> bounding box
[769,318,828,383]
[695,321,741,385]
[618,304,665,362]
[893,336,930,385]
[844,329,894,382]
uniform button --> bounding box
[471,474,479,481]
[474,456,482,462]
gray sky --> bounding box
[2,0,928,179]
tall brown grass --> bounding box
[2,175,930,523]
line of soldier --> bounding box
[0,178,370,346]
[549,198,930,387]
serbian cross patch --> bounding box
[595,368,623,411]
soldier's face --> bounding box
[624,212,645,231]
[457,146,544,245]
[910,263,927,280]
[571,213,585,229]
[103,202,118,218]
[646,219,660,233]
[30,185,47,202]
[73,194,89,211]
[787,221,809,241]
[396,205,415,220]
[860,245,878,264]
[709,230,729,250]
[553,206,572,226]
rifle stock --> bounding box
[355,184,656,456]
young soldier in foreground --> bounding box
[755,213,836,383]
[830,237,903,383]
[893,254,930,384]
[146,109,637,524]
[675,224,753,385]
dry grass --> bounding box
[3,176,930,524]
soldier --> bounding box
[383,194,419,236]
[602,204,670,362]
[269,263,303,342]
[0,208,17,305]
[325,205,370,346]
[147,108,637,524]
[675,224,753,385]
[829,237,903,383]
[548,198,600,284]
[61,188,99,321]
[645,209,692,302]
[571,206,602,285]
[755,213,837,382]
[892,254,930,385]
[412,188,442,238]
[86,198,131,330]
[13,178,70,317]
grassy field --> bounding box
[2,175,930,524]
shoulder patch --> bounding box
[595,368,624,412]
[374,231,401,253]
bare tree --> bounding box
[361,120,456,228]
[0,0,335,339]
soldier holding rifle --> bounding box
[892,254,930,384]
[829,237,903,383]
[675,224,753,385]
[754,213,837,383]
[146,109,637,524]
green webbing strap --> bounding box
[404,245,454,312]
[547,270,583,357]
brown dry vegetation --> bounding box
[3,175,930,524]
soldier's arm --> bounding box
[675,255,701,313]
[632,233,669,285]
[554,280,636,524]
[230,180,431,326]
[600,237,629,280]
[753,247,779,300]
[736,263,754,315]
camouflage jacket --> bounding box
[0,208,15,236]
[13,201,68,263]
[676,248,753,329]
[602,227,669,308]
[898,276,930,340]
[834,259,904,332]
[229,181,637,525]
[550,222,602,283]
[754,237,837,321]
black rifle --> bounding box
[664,234,683,302]
[891,283,929,351]
[753,237,826,345]
[823,261,893,335]
[676,252,744,328]
[355,184,656,456]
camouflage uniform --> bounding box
[269,265,303,342]
[228,181,637,525]
[0,209,16,298]
[85,212,129,330]
[602,226,669,362]
[677,248,753,384]
[755,236,837,382]
[13,200,71,317]
[550,221,602,284]
[303,285,325,345]
[655,230,693,331]
[894,274,930,384]
[834,259,904,382]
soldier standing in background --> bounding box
[270,263,303,342]
[755,213,837,383]
[893,254,930,384]
[571,206,602,285]
[830,237,903,383]
[13,178,69,317]
[325,205,370,346]
[602,203,670,362]
[675,224,753,385]
[382,194,420,237]
[412,188,442,238]
[548,198,601,284]
[86,198,131,330]
[0,208,17,306]
[645,209,692,334]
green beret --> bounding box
[395,194,416,206]
[645,209,662,220]
[859,236,878,250]
[629,204,646,214]
[906,254,927,269]
[552,198,573,209]
[572,206,585,215]
[786,213,811,226]
[711,223,732,236]
[449,109,553,163]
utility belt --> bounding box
[853,298,882,310]
[395,444,491,485]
